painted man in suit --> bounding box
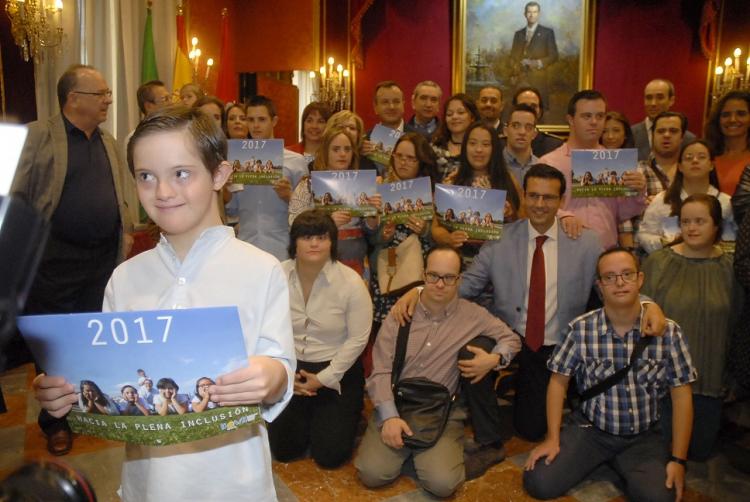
[510,2,558,112]
[631,79,696,161]
[11,64,134,455]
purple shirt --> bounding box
[540,143,646,249]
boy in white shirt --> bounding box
[33,105,295,501]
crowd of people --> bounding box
[11,60,750,501]
[73,370,221,417]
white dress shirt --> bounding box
[104,226,295,502]
[519,219,560,346]
[281,259,373,392]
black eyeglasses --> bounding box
[72,89,113,98]
[598,270,638,285]
[424,271,460,285]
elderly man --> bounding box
[11,64,134,456]
[355,246,520,497]
[405,80,442,139]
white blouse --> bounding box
[281,259,373,393]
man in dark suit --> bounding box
[12,64,134,456]
[631,79,696,161]
[510,2,558,112]
[512,86,563,157]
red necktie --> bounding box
[525,235,548,352]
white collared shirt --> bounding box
[281,259,373,393]
[645,116,654,147]
[104,225,295,501]
[519,219,559,346]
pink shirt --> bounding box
[540,143,646,249]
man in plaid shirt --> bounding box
[523,248,696,502]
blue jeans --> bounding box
[523,411,673,501]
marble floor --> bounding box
[2,362,750,501]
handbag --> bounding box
[376,233,424,296]
[391,321,454,449]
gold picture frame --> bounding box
[453,0,597,133]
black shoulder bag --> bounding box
[579,336,652,401]
[391,321,455,449]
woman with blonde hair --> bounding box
[288,126,379,275]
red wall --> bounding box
[593,0,708,135]
[351,0,452,130]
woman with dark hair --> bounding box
[269,210,372,468]
[706,90,750,195]
[78,380,119,415]
[433,122,523,260]
[191,377,218,412]
[638,139,735,254]
[431,93,480,181]
[224,103,250,139]
[194,95,225,132]
[643,193,741,461]
[119,385,150,416]
[288,126,380,275]
[288,102,332,162]
[370,133,437,333]
[600,111,635,149]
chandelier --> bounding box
[310,56,350,112]
[188,36,214,87]
[4,0,65,64]
[712,46,750,103]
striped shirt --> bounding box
[548,307,696,435]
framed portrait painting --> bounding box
[453,0,596,131]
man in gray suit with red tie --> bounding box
[510,2,558,111]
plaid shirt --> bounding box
[620,158,673,235]
[548,307,696,436]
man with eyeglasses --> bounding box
[355,246,520,496]
[392,164,665,449]
[524,247,695,502]
[503,103,540,186]
[405,81,442,139]
[136,80,170,118]
[11,64,134,456]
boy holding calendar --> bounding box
[33,105,296,501]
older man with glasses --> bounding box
[11,64,134,456]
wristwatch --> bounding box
[668,455,687,468]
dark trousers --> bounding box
[460,336,505,446]
[25,235,118,436]
[513,343,556,441]
[660,393,722,461]
[523,411,673,502]
[268,359,364,468]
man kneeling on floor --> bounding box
[354,246,521,497]
[524,248,696,501]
